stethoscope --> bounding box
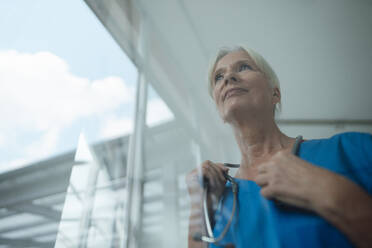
[193,135,303,245]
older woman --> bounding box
[186,46,372,248]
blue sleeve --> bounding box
[341,132,372,193]
[360,133,372,167]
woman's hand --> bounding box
[186,161,229,248]
[253,150,339,211]
[254,149,372,248]
[186,160,229,202]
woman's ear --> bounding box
[272,87,281,104]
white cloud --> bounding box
[25,127,61,159]
[100,117,133,140]
[0,128,62,173]
[98,97,174,141]
[146,98,174,126]
[0,50,134,131]
[0,50,135,170]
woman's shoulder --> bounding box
[301,131,372,157]
[300,132,372,191]
[329,131,372,141]
[303,131,372,146]
[300,131,372,169]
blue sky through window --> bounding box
[0,0,174,173]
[0,0,140,172]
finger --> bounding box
[204,161,227,191]
[260,186,276,199]
[214,163,229,182]
[215,162,230,172]
[257,164,267,174]
[254,174,269,187]
[202,161,219,188]
[208,162,227,189]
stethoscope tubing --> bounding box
[195,135,303,245]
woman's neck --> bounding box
[231,118,294,178]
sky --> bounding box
[0,0,173,172]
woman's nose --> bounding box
[224,74,238,85]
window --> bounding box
[0,1,137,247]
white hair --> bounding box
[207,46,282,114]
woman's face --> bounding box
[212,50,279,123]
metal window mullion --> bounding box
[123,12,149,248]
[123,71,148,248]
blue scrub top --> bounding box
[210,132,372,248]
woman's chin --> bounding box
[222,103,253,123]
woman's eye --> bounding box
[215,74,223,83]
[239,64,251,72]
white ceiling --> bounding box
[85,0,372,157]
[137,0,372,118]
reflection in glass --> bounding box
[0,1,138,247]
[56,133,129,247]
[139,85,196,247]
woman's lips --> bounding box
[223,88,249,101]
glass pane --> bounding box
[139,84,196,247]
[146,86,174,127]
[56,133,131,247]
[0,1,137,247]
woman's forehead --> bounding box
[215,50,254,72]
